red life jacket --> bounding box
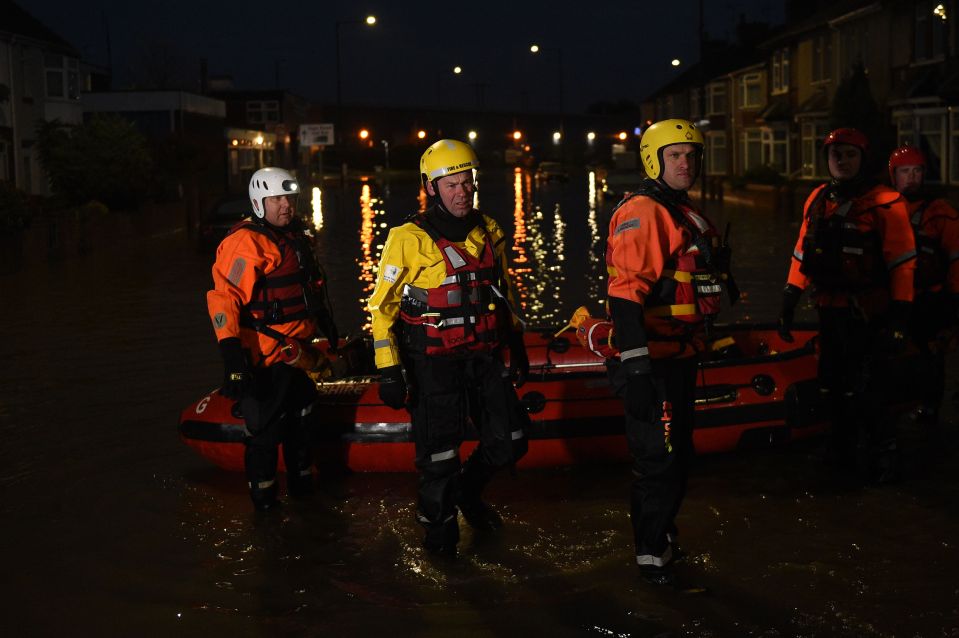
[399,217,507,356]
[228,220,324,335]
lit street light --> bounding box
[436,65,464,107]
[335,15,376,146]
[671,58,681,66]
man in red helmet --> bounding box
[779,128,915,482]
[889,145,959,426]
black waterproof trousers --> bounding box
[909,292,950,418]
[618,356,698,569]
[240,364,318,502]
[817,306,897,477]
[405,352,529,549]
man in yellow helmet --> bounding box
[606,119,732,587]
[368,139,529,557]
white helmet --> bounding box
[248,167,299,218]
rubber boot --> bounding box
[421,514,460,557]
[287,468,314,498]
[457,458,502,531]
[249,479,279,512]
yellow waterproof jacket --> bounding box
[368,213,521,369]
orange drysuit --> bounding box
[207,221,321,367]
[606,187,723,357]
[787,183,915,311]
[906,197,959,294]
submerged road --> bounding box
[1,170,957,637]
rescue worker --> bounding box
[780,128,915,482]
[207,167,339,511]
[606,119,733,587]
[888,145,959,426]
[369,139,529,557]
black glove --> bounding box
[882,301,912,355]
[779,284,803,343]
[377,365,408,409]
[218,337,252,400]
[508,331,530,388]
[623,356,655,420]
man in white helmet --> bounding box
[207,167,339,511]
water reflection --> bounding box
[311,187,323,231]
[357,182,387,330]
[585,171,606,307]
[508,168,532,315]
[524,205,565,326]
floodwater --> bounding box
[1,169,958,637]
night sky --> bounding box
[19,0,784,113]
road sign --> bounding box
[299,123,335,147]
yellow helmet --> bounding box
[639,119,704,180]
[420,139,479,186]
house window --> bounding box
[247,100,279,124]
[706,131,727,175]
[950,110,959,183]
[706,83,727,115]
[800,120,829,179]
[689,88,701,120]
[761,127,789,174]
[238,148,256,170]
[915,1,947,62]
[739,73,763,109]
[742,129,762,171]
[771,49,790,95]
[45,53,79,100]
[812,33,832,82]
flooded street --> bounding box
[2,169,958,637]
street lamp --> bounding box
[530,43,565,134]
[335,14,376,145]
[436,65,464,107]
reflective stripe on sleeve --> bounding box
[614,218,641,235]
[793,248,803,262]
[620,346,650,361]
[374,339,392,349]
[510,429,525,441]
[888,249,917,270]
[430,449,457,463]
[249,479,276,490]
[607,266,619,277]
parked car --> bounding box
[197,196,253,252]
[535,161,569,183]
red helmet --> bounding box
[824,127,869,152]
[888,145,927,183]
